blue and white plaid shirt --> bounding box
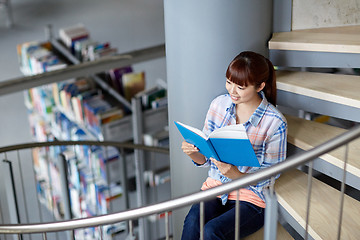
[196,91,287,204]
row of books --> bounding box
[59,23,154,109]
[25,85,55,129]
[25,79,125,140]
[54,79,126,138]
[28,110,124,222]
[32,147,66,220]
[70,146,123,219]
[30,134,124,222]
[17,41,67,75]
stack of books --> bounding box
[59,23,118,62]
[16,41,67,75]
[136,84,167,110]
[59,23,89,54]
[51,77,126,138]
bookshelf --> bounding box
[17,23,170,240]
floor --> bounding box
[0,0,166,148]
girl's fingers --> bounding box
[182,141,199,155]
[210,157,219,165]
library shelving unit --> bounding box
[18,24,170,240]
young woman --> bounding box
[181,51,287,239]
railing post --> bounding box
[1,0,13,28]
[58,154,72,220]
[263,178,278,240]
[120,148,130,210]
[337,144,349,240]
[305,161,314,240]
[165,211,170,240]
[0,159,20,240]
[200,201,204,240]
[132,97,148,240]
[234,190,240,240]
[58,153,74,240]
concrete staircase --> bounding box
[267,25,360,240]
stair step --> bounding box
[276,70,360,122]
[277,70,360,109]
[269,25,360,53]
[276,169,360,239]
[286,114,360,180]
[242,222,293,240]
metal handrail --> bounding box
[1,124,360,234]
[0,140,169,155]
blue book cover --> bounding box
[174,121,260,167]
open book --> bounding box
[175,121,260,167]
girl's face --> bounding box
[225,79,264,105]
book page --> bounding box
[174,121,219,160]
[209,124,248,139]
[175,121,207,139]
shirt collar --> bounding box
[226,91,269,127]
[249,91,268,127]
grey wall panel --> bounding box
[273,0,292,32]
[270,50,360,68]
[277,90,360,123]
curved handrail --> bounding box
[1,124,360,234]
[0,140,169,155]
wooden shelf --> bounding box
[269,25,360,53]
[100,105,168,142]
[276,168,360,239]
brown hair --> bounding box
[225,51,277,105]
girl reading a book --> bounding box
[181,51,287,239]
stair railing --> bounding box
[0,123,359,240]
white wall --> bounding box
[292,0,360,30]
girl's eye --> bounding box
[238,86,244,90]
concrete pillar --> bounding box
[164,1,273,238]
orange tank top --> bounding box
[201,177,266,208]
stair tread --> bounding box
[269,25,360,53]
[277,70,360,109]
[242,222,293,240]
[276,168,360,240]
[286,114,360,177]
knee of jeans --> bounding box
[184,212,199,228]
[203,221,220,239]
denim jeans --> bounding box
[181,198,264,240]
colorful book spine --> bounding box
[122,71,146,101]
[108,66,133,95]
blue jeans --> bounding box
[181,198,264,240]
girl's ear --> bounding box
[257,82,266,92]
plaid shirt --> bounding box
[197,91,287,204]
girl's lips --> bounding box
[230,95,239,101]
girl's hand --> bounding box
[181,141,206,165]
[210,158,244,180]
[181,141,199,156]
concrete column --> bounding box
[164,1,273,238]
